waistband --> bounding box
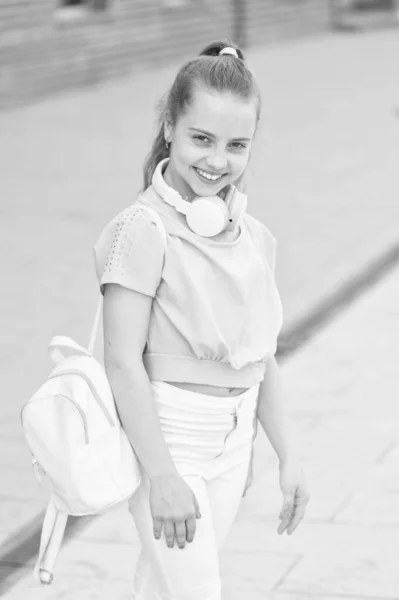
[143,354,267,388]
[151,380,260,414]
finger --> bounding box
[153,517,163,541]
[277,513,292,535]
[185,516,197,543]
[282,498,294,519]
[174,521,187,549]
[277,501,294,535]
[164,520,175,548]
[280,499,294,523]
[287,502,308,535]
[193,495,202,519]
[287,513,304,535]
[277,517,290,535]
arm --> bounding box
[256,355,295,465]
[256,355,309,535]
[103,283,201,548]
[103,283,178,479]
[242,354,291,498]
[104,284,176,478]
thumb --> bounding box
[193,494,202,519]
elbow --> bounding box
[104,353,145,383]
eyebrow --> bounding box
[188,127,252,142]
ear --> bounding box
[163,115,173,145]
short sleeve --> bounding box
[92,205,166,297]
[259,223,277,275]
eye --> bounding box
[230,141,247,150]
[193,135,211,144]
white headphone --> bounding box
[152,158,247,238]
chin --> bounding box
[192,179,228,198]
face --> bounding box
[163,85,257,201]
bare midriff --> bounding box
[165,381,250,397]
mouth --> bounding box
[193,167,227,184]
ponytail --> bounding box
[143,124,169,190]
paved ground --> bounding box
[0,27,398,598]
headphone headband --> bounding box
[152,158,247,238]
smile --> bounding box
[193,167,226,182]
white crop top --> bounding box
[93,185,283,387]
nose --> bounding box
[206,150,227,171]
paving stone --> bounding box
[335,454,399,525]
[74,503,138,545]
[335,487,399,526]
[0,468,48,503]
[5,540,141,600]
[278,552,399,598]
[0,499,44,537]
[224,520,398,563]
[264,594,395,600]
[220,550,301,599]
[6,575,135,600]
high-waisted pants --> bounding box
[128,380,260,600]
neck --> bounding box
[162,162,195,202]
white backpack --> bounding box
[21,205,167,585]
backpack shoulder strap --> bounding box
[34,496,68,586]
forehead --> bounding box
[179,85,257,138]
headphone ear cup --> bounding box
[187,196,230,237]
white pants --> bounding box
[128,380,260,600]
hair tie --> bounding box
[219,47,238,58]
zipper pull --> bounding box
[234,399,240,426]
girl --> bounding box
[94,41,309,600]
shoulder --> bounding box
[98,201,166,246]
[243,212,277,247]
[243,212,277,272]
[93,202,166,267]
[93,202,166,297]
[112,202,161,228]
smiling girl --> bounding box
[94,41,309,600]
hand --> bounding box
[149,474,202,550]
[277,459,309,535]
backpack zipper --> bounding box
[47,369,115,427]
[55,393,89,443]
[21,393,89,444]
[22,393,89,483]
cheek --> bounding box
[174,138,201,167]
[231,151,251,175]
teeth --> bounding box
[196,168,223,181]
